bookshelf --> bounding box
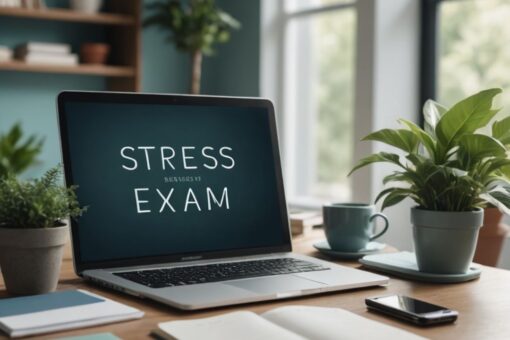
[0,60,135,77]
[0,7,135,25]
[0,0,141,91]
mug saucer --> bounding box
[313,239,386,260]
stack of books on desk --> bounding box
[290,210,323,236]
[0,45,12,62]
[15,42,78,66]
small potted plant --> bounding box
[0,167,85,295]
[350,88,510,274]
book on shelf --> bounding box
[152,305,425,340]
[15,42,72,56]
[0,289,144,338]
[17,52,78,66]
[290,210,323,236]
[0,0,22,8]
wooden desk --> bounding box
[1,230,510,340]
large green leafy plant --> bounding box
[0,167,85,229]
[144,0,241,94]
[350,88,510,213]
[0,123,43,178]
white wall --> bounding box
[352,0,420,251]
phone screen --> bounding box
[374,295,447,314]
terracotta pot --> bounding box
[474,208,509,266]
[80,43,110,65]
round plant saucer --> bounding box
[313,240,386,260]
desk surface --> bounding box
[1,230,509,340]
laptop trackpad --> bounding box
[227,275,325,294]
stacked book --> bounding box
[0,0,22,7]
[289,210,323,236]
[0,45,13,62]
[15,42,78,66]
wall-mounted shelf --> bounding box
[0,7,135,26]
[0,60,135,77]
[0,0,142,91]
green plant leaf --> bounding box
[481,191,510,215]
[381,189,411,211]
[349,152,402,176]
[398,119,436,159]
[362,129,419,153]
[457,134,507,166]
[492,116,510,146]
[423,99,448,135]
[435,88,502,149]
[0,166,86,228]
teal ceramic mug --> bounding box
[322,203,389,252]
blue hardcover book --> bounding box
[0,290,143,338]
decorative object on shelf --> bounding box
[350,88,510,274]
[0,123,43,178]
[144,0,240,94]
[70,0,103,14]
[474,207,509,266]
[21,0,46,9]
[80,42,110,65]
[0,167,86,295]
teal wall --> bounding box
[202,0,260,96]
[0,0,260,178]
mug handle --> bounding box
[369,213,389,241]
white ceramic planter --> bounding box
[0,225,68,295]
[70,0,103,14]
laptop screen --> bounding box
[58,93,290,269]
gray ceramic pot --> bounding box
[411,207,483,274]
[0,225,68,295]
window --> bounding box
[281,0,357,206]
[422,0,510,119]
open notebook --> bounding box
[153,305,426,340]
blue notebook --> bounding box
[0,289,143,338]
[0,290,103,317]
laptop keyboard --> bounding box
[114,258,329,288]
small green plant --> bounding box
[0,166,86,229]
[350,88,510,213]
[144,0,241,94]
[0,123,43,178]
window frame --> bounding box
[263,0,358,208]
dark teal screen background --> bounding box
[64,101,287,263]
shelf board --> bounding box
[0,7,135,25]
[0,60,135,77]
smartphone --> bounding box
[365,295,458,326]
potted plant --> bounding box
[0,167,85,295]
[350,88,510,274]
[0,122,43,178]
[143,0,241,94]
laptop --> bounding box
[57,91,388,310]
